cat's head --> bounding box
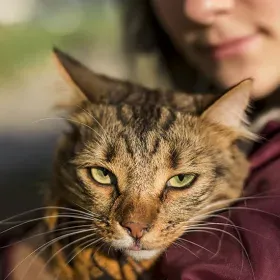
[51,48,254,261]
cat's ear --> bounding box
[201,79,255,139]
[53,47,127,105]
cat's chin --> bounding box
[111,238,162,260]
[124,249,161,261]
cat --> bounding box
[8,48,254,280]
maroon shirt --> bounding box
[155,121,280,280]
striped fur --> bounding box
[43,49,252,279]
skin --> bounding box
[152,0,280,99]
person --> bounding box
[3,1,280,279]
[120,1,280,279]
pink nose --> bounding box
[121,222,149,239]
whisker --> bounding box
[183,228,224,258]
[198,194,280,220]
[185,229,220,239]
[0,214,94,238]
[187,199,280,232]
[76,105,109,140]
[172,241,199,259]
[36,230,98,279]
[33,118,103,140]
[184,226,255,280]
[223,206,280,219]
[177,237,215,255]
[6,228,94,280]
[107,243,113,256]
[191,220,270,240]
[188,213,246,261]
[0,206,95,224]
[70,201,98,219]
[0,222,92,249]
[54,236,104,280]
[194,205,280,228]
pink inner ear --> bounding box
[201,79,252,129]
[206,95,246,128]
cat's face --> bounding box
[52,49,253,261]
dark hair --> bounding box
[119,1,270,122]
[119,0,209,92]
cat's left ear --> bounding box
[53,47,128,106]
[201,79,255,139]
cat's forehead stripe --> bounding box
[169,149,180,169]
[150,137,161,155]
[161,109,177,131]
[105,143,117,163]
[121,133,134,157]
[115,104,178,133]
[101,106,179,161]
[116,104,130,126]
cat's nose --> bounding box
[121,222,149,239]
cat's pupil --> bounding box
[178,174,185,181]
[101,168,109,177]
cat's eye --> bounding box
[166,173,197,189]
[89,167,115,186]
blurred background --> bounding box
[0,0,134,237]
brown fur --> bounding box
[41,49,253,280]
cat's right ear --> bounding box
[52,47,127,107]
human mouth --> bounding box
[200,34,261,60]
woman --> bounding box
[121,1,280,279]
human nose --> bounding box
[183,0,234,25]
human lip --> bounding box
[198,34,260,59]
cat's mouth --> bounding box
[128,243,142,251]
[111,237,161,260]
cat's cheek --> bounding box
[161,187,191,203]
[111,237,134,250]
[141,211,188,250]
[138,219,167,247]
[141,233,163,249]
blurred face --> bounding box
[152,0,280,98]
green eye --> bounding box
[90,167,115,185]
[167,174,197,189]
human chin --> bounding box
[210,56,280,99]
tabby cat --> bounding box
[9,48,254,280]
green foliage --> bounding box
[0,3,121,83]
